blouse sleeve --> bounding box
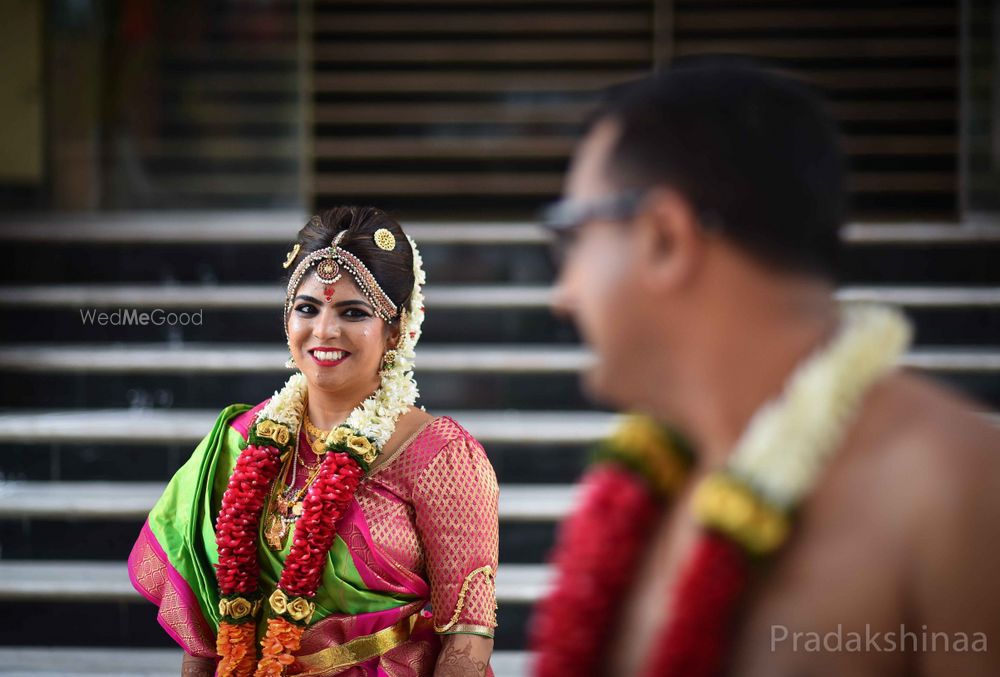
[413,430,500,638]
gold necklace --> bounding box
[303,411,331,455]
[263,426,325,550]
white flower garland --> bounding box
[727,303,912,508]
[259,236,426,451]
[257,371,308,430]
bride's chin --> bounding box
[306,370,373,396]
[308,371,346,388]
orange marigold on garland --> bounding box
[255,618,304,676]
[217,621,258,675]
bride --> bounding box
[129,207,499,677]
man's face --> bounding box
[551,120,651,409]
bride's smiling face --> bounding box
[286,273,399,398]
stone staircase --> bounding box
[0,213,998,675]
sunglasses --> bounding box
[539,191,647,266]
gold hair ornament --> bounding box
[374,228,396,251]
[282,243,301,269]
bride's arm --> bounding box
[181,654,215,676]
[434,634,493,677]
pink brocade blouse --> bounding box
[353,415,501,636]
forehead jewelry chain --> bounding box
[284,229,398,323]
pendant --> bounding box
[311,438,328,455]
[292,503,304,516]
[276,495,291,514]
[265,514,288,550]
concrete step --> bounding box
[0,214,546,245]
[4,286,998,348]
[0,482,575,523]
[6,230,1000,287]
[1,343,998,374]
[0,648,529,677]
[2,213,999,245]
[0,409,616,445]
[0,284,554,310]
[0,344,589,374]
[3,283,998,309]
[0,560,551,605]
[0,399,996,450]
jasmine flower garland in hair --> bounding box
[336,234,425,450]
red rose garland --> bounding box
[255,450,362,676]
[215,440,285,675]
[214,420,367,677]
[645,532,750,677]
[532,417,695,677]
[532,466,660,677]
[532,458,752,677]
[216,444,283,595]
[278,451,361,595]
[532,417,757,677]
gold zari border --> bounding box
[294,615,415,676]
[433,565,496,633]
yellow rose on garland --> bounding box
[326,427,352,447]
[286,597,315,623]
[268,589,288,615]
[348,435,375,462]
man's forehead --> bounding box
[565,118,620,199]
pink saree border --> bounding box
[128,520,217,658]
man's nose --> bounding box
[549,275,576,323]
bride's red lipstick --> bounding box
[309,348,350,367]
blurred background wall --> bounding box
[1,0,997,221]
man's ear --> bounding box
[635,188,705,293]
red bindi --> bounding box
[324,285,335,302]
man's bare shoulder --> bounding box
[856,372,1000,675]
[838,371,1000,616]
[731,372,1000,677]
[852,371,1000,497]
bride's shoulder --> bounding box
[408,415,495,495]
[413,414,486,459]
[227,399,270,439]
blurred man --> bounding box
[534,60,1000,676]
